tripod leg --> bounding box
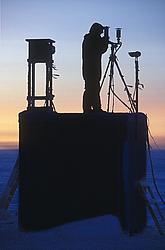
[114,60,135,112]
[107,60,115,112]
[100,58,111,91]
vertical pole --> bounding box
[135,58,139,113]
[27,61,31,108]
[32,63,35,107]
[46,63,49,107]
[107,45,115,112]
[49,61,53,107]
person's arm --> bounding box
[100,36,109,54]
[99,26,109,54]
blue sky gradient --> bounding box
[0,0,165,145]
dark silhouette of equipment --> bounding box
[129,51,141,58]
[116,28,122,44]
[100,28,136,113]
[0,157,19,211]
[128,51,142,113]
[139,183,164,235]
[26,39,55,109]
[2,33,164,236]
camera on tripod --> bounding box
[100,26,143,113]
[104,26,122,44]
[128,51,141,58]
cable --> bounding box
[147,125,165,204]
[110,87,132,112]
[148,128,161,151]
[114,60,135,112]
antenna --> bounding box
[128,51,142,113]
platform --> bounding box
[19,110,147,233]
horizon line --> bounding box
[0,141,18,150]
[0,141,165,150]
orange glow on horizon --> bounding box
[0,111,164,149]
[0,84,164,149]
[0,141,18,150]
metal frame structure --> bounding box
[26,39,55,109]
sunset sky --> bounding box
[0,0,165,148]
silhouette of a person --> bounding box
[82,23,109,112]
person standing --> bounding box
[82,23,109,112]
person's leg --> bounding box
[92,83,102,111]
[83,79,103,112]
[83,89,92,113]
[82,80,93,112]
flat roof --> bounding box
[26,39,55,43]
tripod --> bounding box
[100,42,136,113]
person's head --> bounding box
[89,23,104,35]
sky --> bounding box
[0,0,165,148]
